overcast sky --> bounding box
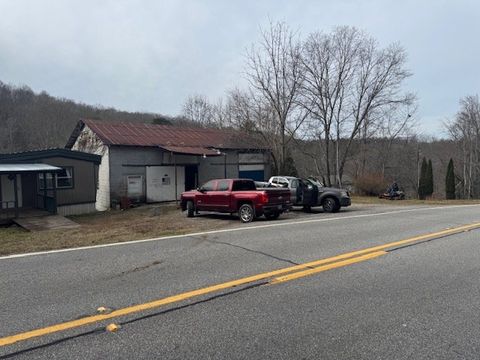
[1,0,479,137]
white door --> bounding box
[127,175,144,201]
[146,166,185,202]
[1,175,23,208]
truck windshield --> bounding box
[232,180,256,191]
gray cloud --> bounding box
[0,0,478,136]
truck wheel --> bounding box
[265,212,280,220]
[186,201,195,218]
[322,197,339,213]
[239,204,254,223]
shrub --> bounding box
[353,174,388,196]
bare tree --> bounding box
[300,26,414,186]
[375,103,417,177]
[245,21,307,174]
[182,94,215,127]
[300,27,360,185]
[446,95,480,198]
[225,89,283,172]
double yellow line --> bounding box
[1,222,479,348]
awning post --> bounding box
[52,171,58,214]
[43,172,47,210]
[13,174,19,218]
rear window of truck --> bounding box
[232,180,256,191]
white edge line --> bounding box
[1,204,479,261]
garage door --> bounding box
[239,153,265,181]
[239,164,264,181]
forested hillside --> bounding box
[0,81,186,153]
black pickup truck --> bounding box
[268,176,351,213]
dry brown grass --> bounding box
[0,204,237,256]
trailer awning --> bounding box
[0,163,62,174]
[158,145,221,156]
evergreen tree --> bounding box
[426,159,434,196]
[445,158,456,199]
[418,157,428,200]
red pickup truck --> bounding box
[180,179,291,223]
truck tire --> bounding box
[265,212,280,220]
[322,197,340,213]
[186,201,195,218]
[239,203,254,223]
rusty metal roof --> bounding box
[66,119,268,151]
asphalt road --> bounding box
[1,203,480,359]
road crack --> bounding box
[190,236,300,266]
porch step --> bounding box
[13,215,80,231]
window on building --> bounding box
[38,173,54,190]
[56,167,73,189]
[38,167,74,190]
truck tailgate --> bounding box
[263,189,291,205]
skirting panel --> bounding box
[57,203,97,216]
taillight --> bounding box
[260,192,269,204]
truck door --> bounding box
[290,178,301,205]
[211,179,231,212]
[300,179,314,206]
[196,180,216,211]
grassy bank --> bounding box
[0,204,235,256]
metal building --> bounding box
[66,119,271,210]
